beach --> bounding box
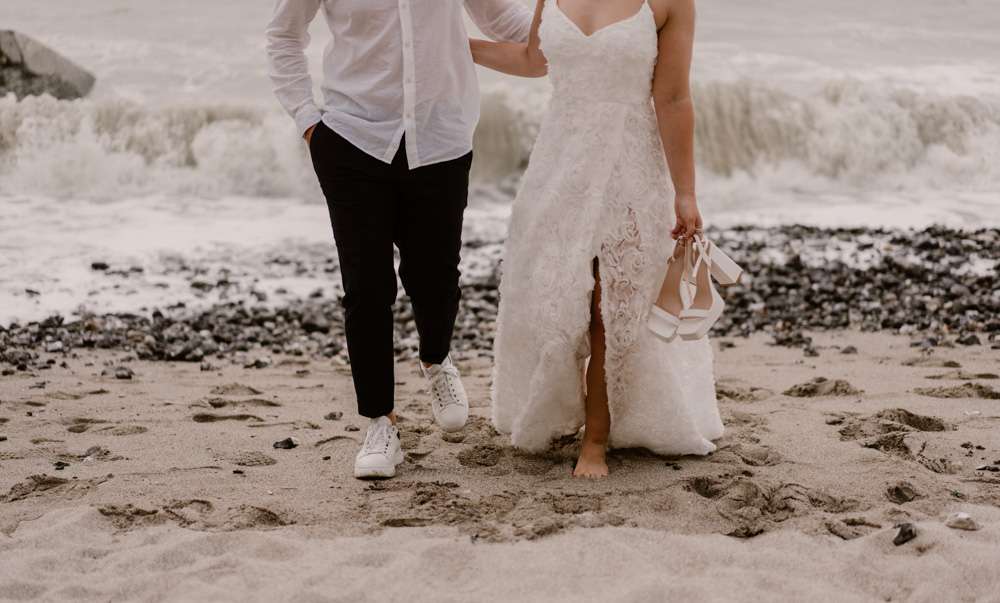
[2,329,1000,600]
[2,0,1000,599]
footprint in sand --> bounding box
[1,473,111,503]
[205,397,281,409]
[210,383,264,396]
[902,356,961,368]
[925,370,998,381]
[686,475,857,538]
[230,451,277,466]
[836,408,957,473]
[63,417,109,433]
[457,444,503,468]
[192,413,264,423]
[783,377,861,397]
[729,444,783,467]
[913,383,1000,400]
[98,504,164,531]
[99,425,148,436]
[715,383,774,403]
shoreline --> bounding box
[2,225,997,375]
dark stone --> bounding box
[272,437,298,450]
[892,523,917,546]
[0,30,96,99]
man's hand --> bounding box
[671,192,702,240]
[304,123,318,144]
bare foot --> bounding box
[573,439,609,478]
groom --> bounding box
[266,0,532,479]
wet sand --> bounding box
[1,331,999,600]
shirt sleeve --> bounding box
[265,0,324,137]
[464,0,534,43]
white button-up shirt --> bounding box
[266,0,533,169]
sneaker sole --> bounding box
[354,451,404,480]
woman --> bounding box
[473,0,724,477]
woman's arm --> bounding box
[651,0,701,240]
[469,0,547,77]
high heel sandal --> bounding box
[683,234,743,286]
[648,241,691,342]
[677,235,726,341]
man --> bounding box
[266,0,532,479]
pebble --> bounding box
[101,366,134,380]
[344,424,360,432]
[840,345,858,355]
[975,464,999,472]
[892,523,917,546]
[272,437,299,450]
[944,512,980,531]
[324,411,343,421]
[53,461,70,470]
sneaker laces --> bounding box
[427,360,462,409]
[361,420,393,456]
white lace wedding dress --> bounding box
[491,0,724,455]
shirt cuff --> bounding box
[294,104,323,138]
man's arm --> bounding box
[265,0,323,139]
[465,0,534,43]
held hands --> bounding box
[671,192,703,240]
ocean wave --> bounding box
[1,78,998,200]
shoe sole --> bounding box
[647,306,679,341]
[434,409,469,433]
[354,450,404,480]
[678,300,725,341]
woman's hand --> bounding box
[671,192,702,240]
[303,123,317,144]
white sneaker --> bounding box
[421,356,469,432]
[354,416,404,479]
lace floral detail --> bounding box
[491,0,723,455]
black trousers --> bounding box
[309,123,471,419]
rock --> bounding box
[324,411,343,421]
[244,356,272,369]
[0,30,96,99]
[272,437,299,450]
[840,345,858,355]
[956,334,981,346]
[90,261,110,271]
[53,460,70,470]
[101,366,134,380]
[344,424,360,432]
[892,523,917,546]
[44,341,64,353]
[975,464,999,472]
[944,512,980,531]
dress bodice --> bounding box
[538,0,659,105]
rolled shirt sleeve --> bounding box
[465,0,534,43]
[266,0,324,137]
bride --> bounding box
[473,0,725,477]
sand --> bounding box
[1,331,999,601]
